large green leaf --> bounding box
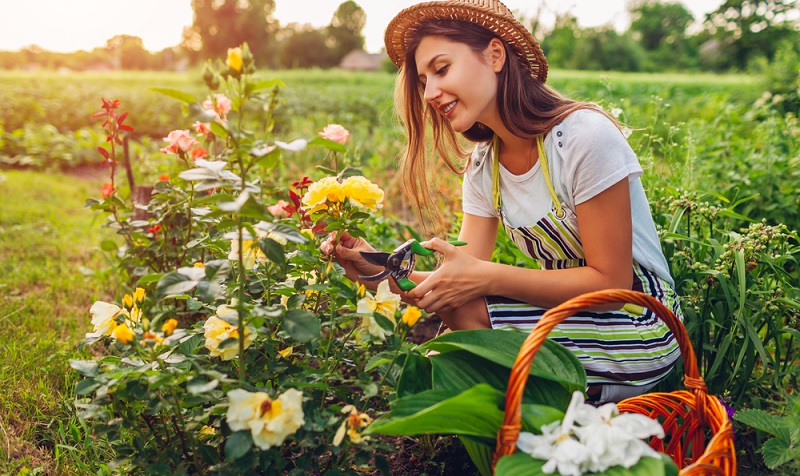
[761,436,800,469]
[461,438,493,476]
[396,352,432,398]
[419,329,585,391]
[431,350,572,407]
[365,384,504,440]
[734,408,787,437]
[283,310,321,342]
[495,452,677,476]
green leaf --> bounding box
[494,452,675,476]
[431,350,572,407]
[100,239,118,252]
[248,78,285,93]
[187,377,219,395]
[156,272,198,298]
[204,259,232,283]
[309,136,347,153]
[396,352,433,398]
[734,409,787,436]
[365,384,504,440]
[419,329,585,391]
[69,360,99,377]
[761,436,800,469]
[461,438,493,476]
[520,404,564,433]
[150,87,196,104]
[365,355,394,372]
[283,310,321,342]
[259,238,285,265]
[372,313,395,332]
[225,430,253,461]
[75,378,101,396]
[257,222,308,244]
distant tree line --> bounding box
[0,0,797,74]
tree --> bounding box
[279,24,338,68]
[187,0,278,67]
[327,1,366,63]
[540,14,580,69]
[703,0,800,70]
[629,1,697,70]
[106,35,152,70]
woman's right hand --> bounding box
[320,232,384,286]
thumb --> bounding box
[421,237,454,256]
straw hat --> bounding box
[384,0,548,82]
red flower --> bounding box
[148,224,162,234]
[101,182,114,198]
[158,174,170,182]
[191,146,209,160]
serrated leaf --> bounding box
[283,310,320,342]
[761,436,800,469]
[150,87,196,104]
[735,409,787,436]
[224,430,253,460]
[70,360,99,377]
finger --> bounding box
[420,237,455,256]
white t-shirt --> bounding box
[461,109,674,286]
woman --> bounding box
[322,0,680,403]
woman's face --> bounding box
[414,35,500,133]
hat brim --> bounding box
[384,0,547,83]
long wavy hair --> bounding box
[395,20,602,233]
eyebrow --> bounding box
[425,54,446,70]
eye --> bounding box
[436,65,449,75]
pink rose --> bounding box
[202,94,232,122]
[193,121,212,135]
[161,130,197,154]
[267,199,290,218]
[319,124,350,145]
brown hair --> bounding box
[395,20,602,233]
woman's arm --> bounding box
[408,178,633,312]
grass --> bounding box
[0,169,114,475]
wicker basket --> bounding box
[493,289,736,475]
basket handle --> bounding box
[493,289,709,468]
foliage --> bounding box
[734,395,800,470]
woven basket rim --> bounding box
[384,0,548,83]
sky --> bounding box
[0,0,725,54]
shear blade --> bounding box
[358,269,391,282]
[360,251,392,267]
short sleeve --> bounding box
[461,142,497,218]
[559,110,643,205]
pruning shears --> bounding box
[359,239,467,292]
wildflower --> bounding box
[610,107,623,119]
[357,280,400,339]
[401,306,422,327]
[161,318,179,336]
[333,405,372,446]
[267,199,290,218]
[226,388,305,450]
[158,174,170,182]
[318,124,350,144]
[203,306,255,360]
[111,322,134,345]
[341,176,384,211]
[161,130,197,154]
[226,47,243,72]
[278,347,293,359]
[101,182,114,198]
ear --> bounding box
[486,38,506,73]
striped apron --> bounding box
[488,135,681,399]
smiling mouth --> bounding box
[442,101,457,114]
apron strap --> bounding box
[492,135,564,218]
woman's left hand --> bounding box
[406,237,487,314]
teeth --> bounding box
[443,101,456,113]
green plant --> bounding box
[734,395,800,471]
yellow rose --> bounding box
[357,280,400,339]
[341,176,384,211]
[226,388,304,450]
[161,318,179,336]
[203,309,255,360]
[226,47,243,72]
[301,177,345,214]
[111,323,134,345]
[89,301,127,336]
[401,306,422,328]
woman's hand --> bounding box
[320,231,384,286]
[405,237,487,314]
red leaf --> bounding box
[96,146,110,159]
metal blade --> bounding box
[358,269,392,282]
[360,251,391,267]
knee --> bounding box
[438,297,490,330]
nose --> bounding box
[423,79,441,104]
